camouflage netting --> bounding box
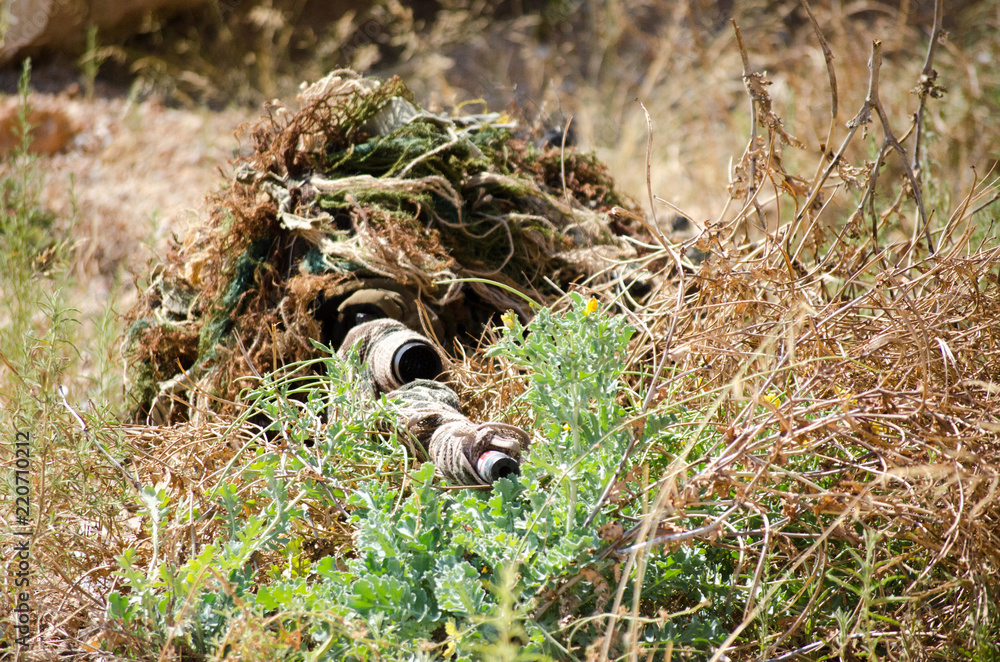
[125,70,648,424]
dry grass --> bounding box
[4,1,1000,660]
[97,1,1000,222]
[323,0,999,232]
[446,6,1000,655]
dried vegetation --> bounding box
[448,6,1000,654]
[4,0,1000,660]
[123,70,642,424]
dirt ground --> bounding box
[2,73,253,319]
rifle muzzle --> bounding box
[340,319,444,393]
[477,450,521,482]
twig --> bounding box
[741,508,771,621]
[799,0,838,136]
[707,488,876,662]
[60,387,142,491]
[732,20,766,242]
[791,0,839,262]
[911,0,944,176]
[725,132,777,246]
[582,103,686,529]
[599,504,740,559]
[789,124,865,263]
[853,41,935,255]
[762,548,828,657]
[635,100,672,252]
[597,470,679,661]
[908,0,944,257]
[560,115,574,209]
[761,641,827,662]
[789,37,930,261]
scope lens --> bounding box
[477,451,520,482]
[392,340,442,384]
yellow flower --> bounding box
[562,423,571,432]
[763,392,782,407]
[833,384,857,405]
[501,310,516,329]
[583,298,599,317]
[443,619,459,658]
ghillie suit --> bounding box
[125,71,646,483]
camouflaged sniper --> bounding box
[338,311,527,485]
[125,70,645,485]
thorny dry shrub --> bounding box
[448,17,1000,662]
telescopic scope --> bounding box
[477,450,520,482]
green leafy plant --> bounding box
[102,294,740,659]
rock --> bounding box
[0,0,210,65]
[0,100,77,154]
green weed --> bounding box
[102,294,742,660]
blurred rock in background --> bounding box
[0,0,213,64]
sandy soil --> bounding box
[4,83,255,319]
